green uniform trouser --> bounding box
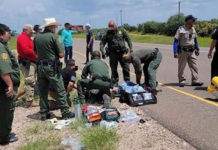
[75,79,111,103]
[109,52,130,84]
[37,65,70,117]
[0,87,18,140]
[143,51,162,89]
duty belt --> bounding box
[180,46,195,52]
[18,58,36,64]
[92,75,111,82]
[37,60,54,66]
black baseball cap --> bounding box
[33,25,42,32]
[185,15,197,22]
[67,59,75,66]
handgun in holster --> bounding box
[53,59,62,75]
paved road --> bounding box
[73,38,218,150]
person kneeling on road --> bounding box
[74,51,111,104]
[49,59,77,109]
[17,59,78,110]
[122,48,162,95]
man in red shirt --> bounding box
[17,24,38,107]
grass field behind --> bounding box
[74,31,211,47]
[9,31,211,51]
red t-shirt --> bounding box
[17,32,38,62]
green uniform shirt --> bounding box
[100,28,132,54]
[131,48,156,74]
[82,59,109,79]
[0,42,20,85]
[34,30,64,60]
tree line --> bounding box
[122,14,218,37]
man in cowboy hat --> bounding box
[122,48,162,95]
[34,17,75,120]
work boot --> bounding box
[191,81,204,86]
[0,133,18,145]
[179,80,186,87]
[41,113,51,121]
[25,101,33,108]
[62,112,75,120]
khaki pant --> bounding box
[20,63,36,102]
[178,51,198,82]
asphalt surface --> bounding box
[73,38,218,150]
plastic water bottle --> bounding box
[103,94,111,109]
[74,100,82,120]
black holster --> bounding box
[19,58,31,70]
[53,59,62,75]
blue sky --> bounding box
[0,0,217,32]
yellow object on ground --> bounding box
[207,85,218,99]
[212,77,218,88]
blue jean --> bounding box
[86,45,93,62]
[64,46,73,63]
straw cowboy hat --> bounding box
[41,17,62,28]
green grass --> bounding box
[17,136,64,150]
[8,36,17,50]
[70,119,86,131]
[81,126,119,150]
[25,124,54,136]
[73,31,211,47]
[128,33,211,47]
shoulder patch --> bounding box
[1,53,9,61]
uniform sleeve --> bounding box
[0,51,13,75]
[132,57,142,74]
[123,29,133,50]
[81,63,90,79]
[211,28,218,40]
[54,35,65,54]
[100,33,107,54]
[173,38,179,54]
[175,28,180,40]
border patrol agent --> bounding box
[208,26,218,80]
[173,15,203,87]
[100,20,132,86]
[123,48,162,95]
[74,51,111,104]
[34,18,75,120]
[0,24,20,144]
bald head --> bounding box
[108,20,117,30]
